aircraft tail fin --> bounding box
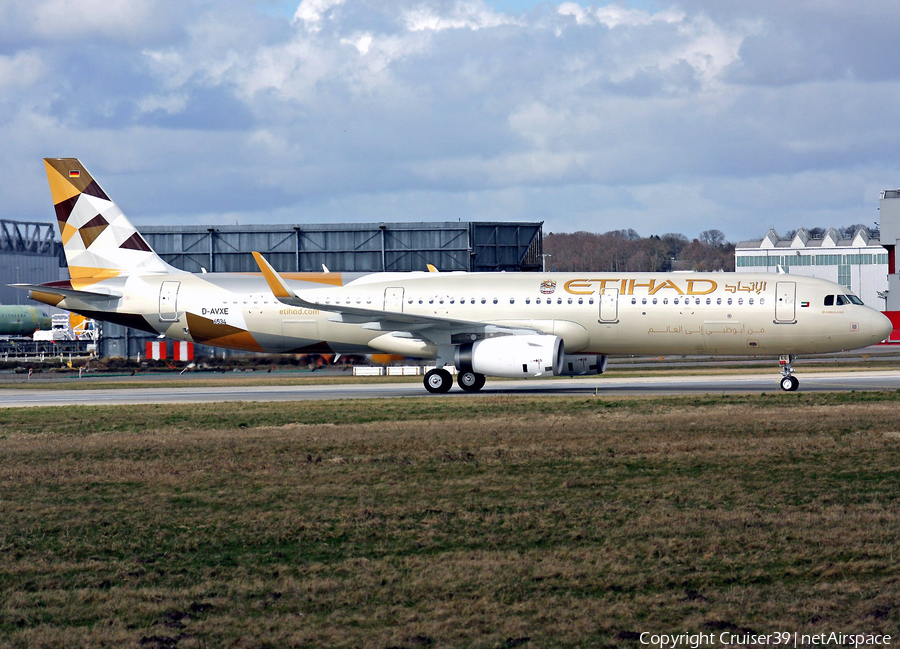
[43,158,180,282]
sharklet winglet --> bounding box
[252,252,313,307]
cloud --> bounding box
[558,2,683,28]
[294,0,347,32]
[403,1,521,32]
[0,51,46,91]
[2,0,900,242]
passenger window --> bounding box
[493,298,498,304]
[738,298,743,305]
[716,297,722,305]
[760,298,765,305]
[578,298,583,305]
[480,298,486,304]
[749,298,754,305]
[652,298,657,305]
[641,298,647,305]
[727,298,733,306]
[631,298,637,305]
[568,298,573,304]
[510,298,515,304]
[525,298,531,304]
[824,295,834,306]
[557,298,562,304]
[674,298,679,305]
[705,298,711,305]
[536,298,541,304]
[589,298,594,305]
[663,298,668,305]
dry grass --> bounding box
[1,394,899,648]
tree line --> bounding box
[543,228,734,273]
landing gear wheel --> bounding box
[780,375,799,392]
[457,371,486,392]
[424,368,453,393]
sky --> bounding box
[3,0,900,243]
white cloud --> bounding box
[341,33,374,55]
[30,0,178,42]
[404,1,520,32]
[668,14,747,84]
[3,0,900,242]
[0,51,46,91]
[136,93,188,116]
[558,3,683,28]
[293,0,347,32]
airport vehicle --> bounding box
[14,158,894,393]
[0,305,52,336]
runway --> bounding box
[3,369,900,407]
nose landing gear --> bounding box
[779,355,799,391]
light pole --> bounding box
[541,254,552,272]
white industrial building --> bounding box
[734,227,888,309]
[878,190,900,312]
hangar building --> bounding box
[734,227,888,309]
[0,220,63,306]
[140,221,543,274]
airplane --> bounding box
[12,158,894,393]
[0,305,52,336]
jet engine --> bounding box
[455,334,564,378]
[558,354,608,376]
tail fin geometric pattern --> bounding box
[44,158,179,283]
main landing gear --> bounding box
[779,354,799,392]
[423,368,487,393]
[424,368,453,393]
[457,370,486,392]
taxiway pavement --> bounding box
[3,370,900,408]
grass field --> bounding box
[1,393,899,648]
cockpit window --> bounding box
[828,295,862,306]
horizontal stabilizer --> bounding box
[11,282,122,300]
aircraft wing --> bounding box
[252,252,538,340]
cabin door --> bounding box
[158,281,181,322]
[599,288,619,323]
[384,287,405,313]
[774,281,797,323]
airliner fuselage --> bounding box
[18,158,895,394]
[38,268,887,358]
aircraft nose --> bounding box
[871,309,894,343]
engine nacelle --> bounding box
[455,335,564,378]
[558,354,608,376]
